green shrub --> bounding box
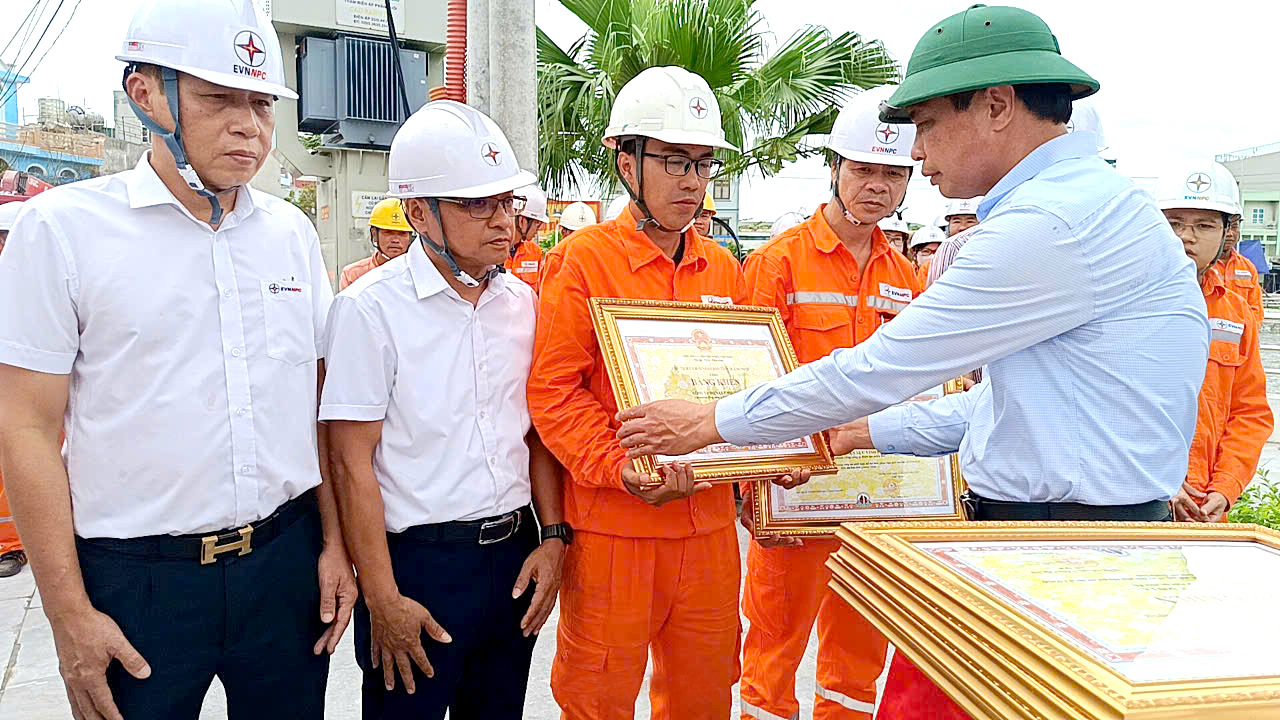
[1228,471,1280,530]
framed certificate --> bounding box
[590,298,837,485]
[752,380,967,537]
[828,521,1280,720]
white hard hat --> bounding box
[1067,97,1107,153]
[945,197,983,219]
[878,215,910,235]
[602,66,738,152]
[559,202,597,231]
[116,0,296,99]
[933,213,948,231]
[770,211,807,239]
[517,184,549,223]
[605,195,630,220]
[1153,158,1240,216]
[910,226,946,249]
[825,85,917,167]
[0,201,22,231]
[388,101,535,199]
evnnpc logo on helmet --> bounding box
[233,30,269,81]
[481,143,502,166]
[1185,173,1212,194]
[872,123,900,155]
[688,97,709,120]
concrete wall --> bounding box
[1226,150,1280,255]
[101,137,149,176]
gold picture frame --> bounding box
[590,298,837,486]
[827,521,1280,720]
[752,378,968,537]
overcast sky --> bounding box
[2,0,1277,224]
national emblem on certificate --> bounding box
[590,298,837,484]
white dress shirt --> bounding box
[319,241,535,533]
[717,132,1209,505]
[0,155,332,538]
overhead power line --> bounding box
[0,0,45,63]
[0,0,71,110]
[0,0,85,109]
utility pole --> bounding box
[469,0,538,174]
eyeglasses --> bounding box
[1167,220,1224,238]
[643,153,724,179]
[438,195,527,219]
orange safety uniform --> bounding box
[0,468,21,557]
[738,206,922,720]
[528,208,746,720]
[915,257,932,289]
[504,239,544,290]
[338,252,390,290]
[1217,250,1263,321]
[1186,269,1272,516]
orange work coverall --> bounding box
[528,208,747,720]
[739,207,921,720]
[504,239,544,290]
[0,468,21,557]
[1187,268,1272,516]
[1217,249,1263,322]
[338,252,389,290]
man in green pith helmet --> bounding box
[611,6,1208,717]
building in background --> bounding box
[0,62,29,125]
[709,175,740,240]
[1221,143,1280,259]
[112,91,150,145]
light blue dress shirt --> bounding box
[717,132,1209,505]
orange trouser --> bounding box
[0,474,22,555]
[551,525,742,720]
[740,539,888,720]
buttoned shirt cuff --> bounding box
[318,403,387,423]
[867,406,909,455]
[1207,472,1246,508]
[0,340,75,375]
[714,394,755,447]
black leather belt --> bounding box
[76,492,317,563]
[397,507,529,545]
[963,492,1172,522]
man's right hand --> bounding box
[1171,482,1207,522]
[52,606,150,720]
[621,462,711,507]
[367,593,452,694]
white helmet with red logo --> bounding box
[825,85,917,168]
[116,0,295,99]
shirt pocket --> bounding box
[260,280,317,366]
[790,305,855,357]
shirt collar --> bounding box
[977,132,1098,221]
[617,206,709,273]
[1201,264,1227,298]
[407,238,519,301]
[125,152,262,220]
[810,203,892,260]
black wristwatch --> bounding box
[540,523,574,546]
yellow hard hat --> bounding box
[703,191,717,214]
[369,198,412,232]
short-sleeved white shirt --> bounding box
[0,155,333,538]
[319,241,535,532]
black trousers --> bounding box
[355,509,540,720]
[77,501,330,720]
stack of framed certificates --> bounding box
[827,521,1280,719]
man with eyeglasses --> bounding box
[1156,159,1271,525]
[527,66,762,719]
[321,100,568,719]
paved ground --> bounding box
[0,524,820,719]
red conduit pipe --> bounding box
[445,0,467,103]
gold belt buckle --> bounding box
[200,526,254,565]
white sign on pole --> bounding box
[335,0,405,33]
[351,191,385,218]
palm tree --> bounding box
[536,0,900,196]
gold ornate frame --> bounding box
[827,521,1280,720]
[590,298,836,485]
[752,378,968,537]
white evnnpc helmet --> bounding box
[605,195,630,220]
[910,225,946,250]
[389,101,535,199]
[602,66,738,152]
[558,202,598,232]
[117,0,296,99]
[0,201,23,232]
[770,211,807,239]
[945,197,983,220]
[933,213,948,231]
[1153,158,1241,216]
[825,85,917,167]
[878,215,910,235]
[517,184,550,223]
[1067,97,1107,154]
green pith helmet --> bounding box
[881,4,1099,123]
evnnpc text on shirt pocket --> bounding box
[260,279,317,365]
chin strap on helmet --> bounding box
[418,198,503,288]
[123,65,225,225]
[616,137,696,235]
